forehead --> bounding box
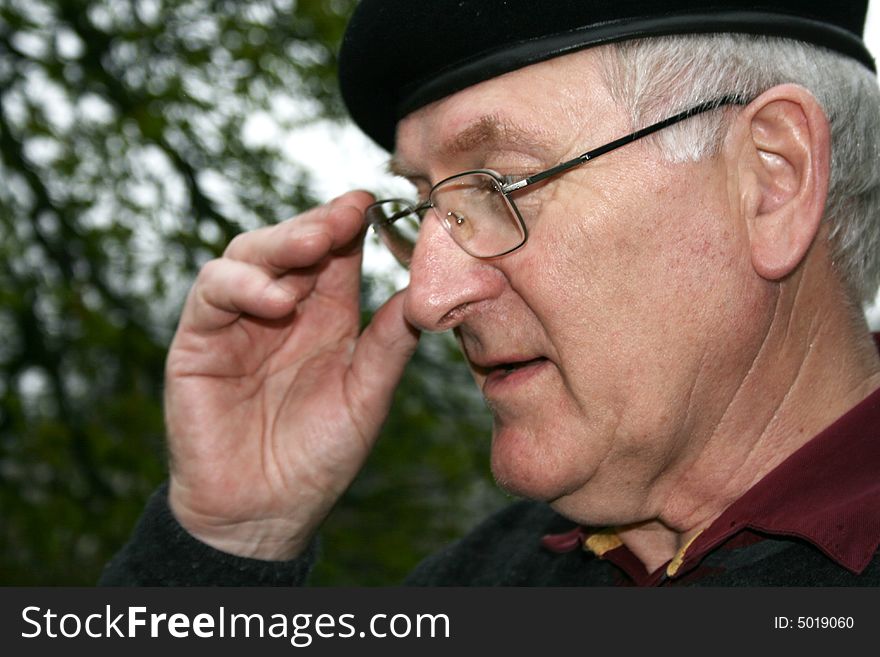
[393,48,616,172]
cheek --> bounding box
[542,168,745,333]
[511,185,653,360]
[505,165,755,419]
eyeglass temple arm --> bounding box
[501,94,748,194]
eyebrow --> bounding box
[388,114,553,181]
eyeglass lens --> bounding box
[367,172,526,269]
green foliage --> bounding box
[0,0,503,585]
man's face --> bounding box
[395,50,774,527]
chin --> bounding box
[488,419,650,528]
[488,421,591,503]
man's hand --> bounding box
[164,191,420,560]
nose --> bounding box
[403,210,506,332]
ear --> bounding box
[729,84,830,281]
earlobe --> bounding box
[733,85,830,281]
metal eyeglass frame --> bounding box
[368,93,748,263]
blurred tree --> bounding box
[0,0,503,585]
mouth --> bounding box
[470,355,546,374]
[477,356,551,392]
[497,357,547,374]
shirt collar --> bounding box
[682,379,880,576]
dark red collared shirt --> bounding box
[542,359,880,586]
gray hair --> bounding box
[596,34,880,304]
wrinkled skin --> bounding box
[165,193,419,559]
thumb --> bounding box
[344,289,420,433]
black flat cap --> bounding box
[338,0,874,151]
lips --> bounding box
[497,357,547,374]
[476,356,550,393]
[469,355,546,375]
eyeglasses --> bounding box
[365,94,747,269]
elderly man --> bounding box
[103,0,880,586]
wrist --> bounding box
[168,485,314,562]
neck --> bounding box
[620,271,880,573]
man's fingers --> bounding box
[345,290,421,429]
[179,191,374,333]
[224,191,374,273]
[183,258,312,332]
